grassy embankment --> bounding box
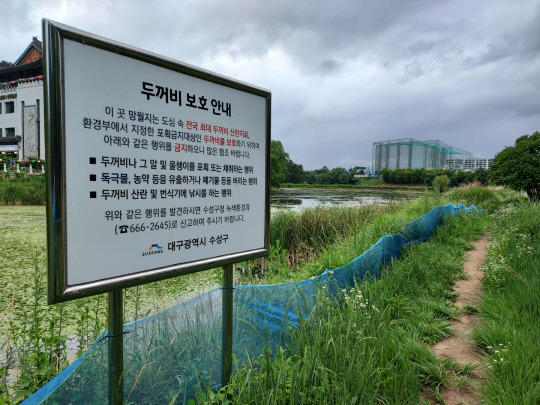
[0,195,405,402]
[472,203,540,404]
[193,187,538,404]
[1,185,538,404]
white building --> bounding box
[445,157,494,171]
[0,37,45,161]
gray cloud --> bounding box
[4,0,540,170]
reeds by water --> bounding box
[270,204,393,267]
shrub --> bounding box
[447,185,526,213]
[0,175,46,205]
[432,175,450,193]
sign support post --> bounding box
[108,289,124,405]
[221,263,234,387]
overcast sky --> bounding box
[3,0,539,170]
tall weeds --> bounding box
[0,206,220,403]
[199,208,491,403]
[473,203,540,404]
[270,204,393,266]
[0,175,46,205]
[0,186,526,403]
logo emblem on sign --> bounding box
[142,244,164,257]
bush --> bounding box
[0,175,46,204]
[381,168,481,188]
[432,175,450,192]
[446,185,526,213]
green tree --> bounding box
[411,169,426,184]
[394,169,413,184]
[304,171,317,184]
[314,166,329,174]
[285,159,305,183]
[349,166,366,176]
[380,168,392,183]
[308,166,329,184]
[474,168,488,186]
[432,175,450,192]
[489,132,540,202]
[270,140,289,188]
[424,169,445,187]
[455,170,474,186]
[326,167,351,184]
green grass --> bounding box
[472,203,540,404]
[195,205,491,404]
[0,185,532,404]
[193,186,532,404]
[248,185,505,286]
[0,205,221,403]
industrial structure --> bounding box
[373,138,474,172]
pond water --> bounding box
[271,188,416,211]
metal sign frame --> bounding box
[43,19,271,304]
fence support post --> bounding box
[108,289,124,405]
[222,263,234,387]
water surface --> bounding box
[271,188,415,211]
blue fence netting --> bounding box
[24,203,480,404]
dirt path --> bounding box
[429,234,490,405]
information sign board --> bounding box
[44,20,271,303]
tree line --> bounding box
[271,132,539,202]
[271,139,486,189]
[271,140,366,187]
[379,168,488,187]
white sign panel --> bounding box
[44,20,270,302]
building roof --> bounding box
[0,37,43,84]
[14,37,43,65]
